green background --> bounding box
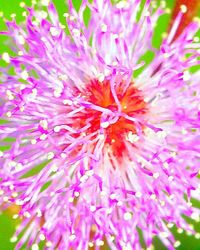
[0,0,200,249]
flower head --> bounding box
[0,1,200,249]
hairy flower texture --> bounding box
[0,0,200,250]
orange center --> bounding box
[78,79,148,157]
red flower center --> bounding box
[76,79,148,158]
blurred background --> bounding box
[0,0,200,249]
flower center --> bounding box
[80,79,148,157]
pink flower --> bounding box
[0,1,200,249]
